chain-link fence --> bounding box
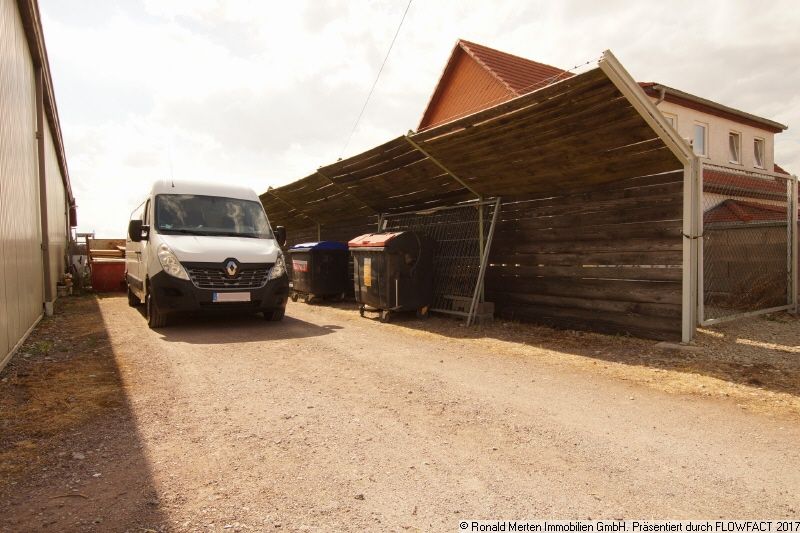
[380,200,499,319]
[701,163,797,323]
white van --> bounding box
[126,180,289,328]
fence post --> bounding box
[694,158,704,330]
[467,198,501,327]
[478,203,485,301]
[682,157,700,343]
[792,175,799,314]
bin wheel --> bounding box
[290,292,299,302]
[305,294,314,304]
[416,306,430,320]
[359,305,365,317]
[379,310,391,323]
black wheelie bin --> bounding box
[288,241,349,303]
[348,231,435,322]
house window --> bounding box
[693,123,707,156]
[754,138,765,168]
[663,113,677,129]
[729,131,741,164]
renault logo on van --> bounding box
[225,259,239,277]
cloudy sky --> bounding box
[40,0,800,237]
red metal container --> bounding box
[91,260,126,292]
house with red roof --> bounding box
[417,39,793,219]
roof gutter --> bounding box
[647,83,787,133]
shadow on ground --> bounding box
[0,294,167,531]
[312,298,800,401]
[152,311,341,344]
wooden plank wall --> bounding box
[486,169,684,340]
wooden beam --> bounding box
[314,168,379,215]
[266,187,319,225]
[404,134,482,200]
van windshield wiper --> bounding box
[205,231,261,238]
[162,228,210,236]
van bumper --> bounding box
[149,271,290,315]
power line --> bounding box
[339,0,412,159]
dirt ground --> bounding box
[1,294,799,532]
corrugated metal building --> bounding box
[0,0,77,369]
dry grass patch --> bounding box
[0,296,124,483]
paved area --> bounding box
[1,295,799,532]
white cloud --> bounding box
[40,0,800,237]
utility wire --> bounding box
[339,0,412,158]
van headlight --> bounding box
[268,253,286,280]
[157,243,189,280]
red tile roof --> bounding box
[458,40,572,95]
[774,163,791,175]
[704,199,789,224]
[703,167,787,199]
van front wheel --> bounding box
[146,290,169,328]
[262,308,285,322]
[127,286,141,307]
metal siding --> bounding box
[44,118,67,295]
[419,50,513,130]
[0,0,44,361]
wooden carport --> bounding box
[261,51,699,342]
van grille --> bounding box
[186,264,273,290]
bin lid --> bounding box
[289,241,348,251]
[348,232,404,248]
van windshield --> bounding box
[155,194,274,239]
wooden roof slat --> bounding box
[412,68,608,141]
[263,62,683,233]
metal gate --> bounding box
[699,163,798,325]
[380,198,500,325]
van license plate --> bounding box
[213,292,250,303]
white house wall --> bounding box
[653,99,775,172]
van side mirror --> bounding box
[274,226,286,247]
[128,219,148,242]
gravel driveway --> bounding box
[1,295,799,532]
